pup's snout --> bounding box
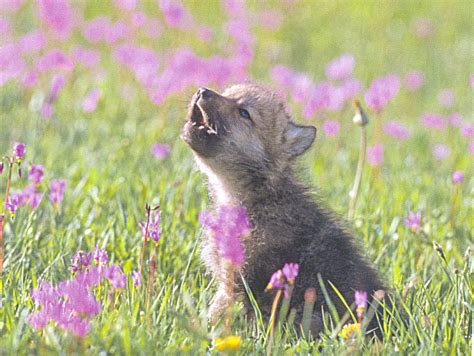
[197,87,217,100]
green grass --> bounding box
[0,1,472,354]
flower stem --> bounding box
[348,126,367,220]
[145,243,157,312]
[139,204,151,278]
[266,289,282,356]
[0,158,14,278]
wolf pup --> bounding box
[181,83,388,336]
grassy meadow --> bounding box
[0,0,472,354]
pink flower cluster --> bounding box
[29,246,137,337]
[271,63,361,118]
[139,209,162,243]
[6,161,66,214]
[364,74,400,113]
[199,205,251,266]
[383,121,411,140]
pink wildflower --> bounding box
[18,30,46,54]
[105,265,127,289]
[460,122,474,138]
[403,211,421,232]
[140,210,162,243]
[325,54,355,81]
[82,88,101,113]
[404,70,424,91]
[35,49,73,73]
[367,144,384,166]
[437,89,455,108]
[452,171,464,184]
[383,121,410,140]
[282,263,299,284]
[132,271,141,287]
[151,143,170,159]
[114,0,137,11]
[420,113,446,130]
[432,144,451,160]
[37,0,73,38]
[364,74,400,113]
[22,183,43,209]
[49,179,66,204]
[71,46,100,68]
[13,142,26,159]
[322,120,340,137]
[199,206,251,266]
[354,290,368,308]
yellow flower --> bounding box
[214,335,242,351]
[339,322,361,339]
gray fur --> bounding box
[181,83,387,336]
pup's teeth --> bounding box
[191,122,197,126]
[198,125,205,130]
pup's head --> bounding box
[181,83,316,177]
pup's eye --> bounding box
[239,108,251,120]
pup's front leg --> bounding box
[209,260,235,325]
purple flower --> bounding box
[0,162,3,174]
[5,193,21,215]
[28,164,44,184]
[114,0,137,11]
[437,89,455,108]
[71,251,92,273]
[140,210,162,243]
[266,270,285,290]
[22,183,43,209]
[159,0,193,29]
[367,144,384,166]
[448,112,463,128]
[71,46,100,68]
[151,143,170,160]
[404,70,424,91]
[35,49,74,73]
[403,211,421,232]
[105,265,127,289]
[199,206,251,266]
[452,171,464,184]
[383,121,410,140]
[364,74,400,113]
[83,16,110,43]
[354,290,368,308]
[18,30,47,54]
[460,122,474,138]
[49,179,66,205]
[282,263,299,284]
[93,245,108,265]
[325,54,355,81]
[132,270,141,287]
[432,144,451,160]
[420,113,446,130]
[470,142,474,155]
[37,0,73,38]
[322,120,340,137]
[82,88,101,113]
[14,142,26,160]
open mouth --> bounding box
[189,99,218,136]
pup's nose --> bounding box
[197,87,216,99]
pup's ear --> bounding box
[286,122,317,157]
